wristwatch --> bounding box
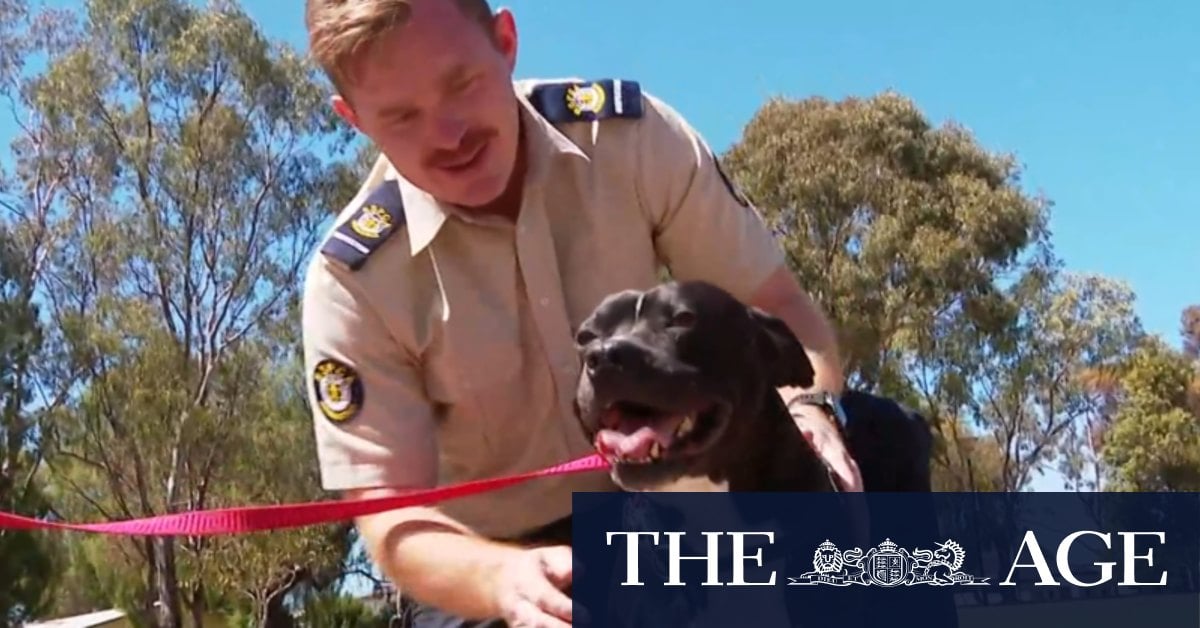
[786,391,849,430]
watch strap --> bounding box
[786,391,849,430]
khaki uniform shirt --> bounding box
[301,77,787,540]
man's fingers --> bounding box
[538,546,574,587]
[791,406,865,492]
[511,598,571,628]
[833,451,864,492]
[527,578,573,623]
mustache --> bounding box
[426,128,494,168]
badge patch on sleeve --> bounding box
[312,358,364,423]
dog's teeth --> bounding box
[649,441,662,460]
[677,415,696,439]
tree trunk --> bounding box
[188,582,206,628]
[153,536,183,628]
[144,538,160,621]
[257,569,304,628]
[261,595,294,628]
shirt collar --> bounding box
[396,83,590,257]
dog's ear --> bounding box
[748,307,816,388]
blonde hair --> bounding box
[305,0,495,95]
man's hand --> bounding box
[492,545,575,627]
[789,402,863,492]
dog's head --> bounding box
[573,280,815,490]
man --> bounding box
[301,1,862,626]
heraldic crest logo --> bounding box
[565,82,607,116]
[789,538,990,587]
[350,204,393,239]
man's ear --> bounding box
[490,8,519,71]
[331,95,361,131]
[748,306,816,388]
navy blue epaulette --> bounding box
[320,179,406,271]
[527,79,644,123]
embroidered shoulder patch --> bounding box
[312,358,363,423]
[321,180,406,271]
[528,79,644,123]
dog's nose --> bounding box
[585,338,644,373]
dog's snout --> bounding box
[584,338,645,373]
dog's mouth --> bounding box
[592,398,730,465]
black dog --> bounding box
[570,281,944,628]
[573,280,932,494]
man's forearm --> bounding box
[351,500,521,619]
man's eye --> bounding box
[452,74,476,93]
[385,110,417,128]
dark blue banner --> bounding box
[571,492,1200,627]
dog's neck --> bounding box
[645,474,730,493]
[698,387,837,493]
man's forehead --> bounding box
[347,6,489,96]
[366,59,474,110]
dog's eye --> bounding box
[575,328,597,345]
[669,310,697,329]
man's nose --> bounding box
[428,115,468,149]
[584,338,647,374]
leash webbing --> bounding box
[0,454,610,537]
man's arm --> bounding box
[632,91,846,396]
[632,91,861,490]
[302,259,545,619]
[748,266,862,490]
[345,496,523,619]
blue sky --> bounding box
[233,0,1198,348]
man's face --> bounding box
[333,0,521,209]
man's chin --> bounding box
[432,168,512,209]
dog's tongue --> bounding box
[594,412,686,459]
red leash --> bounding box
[0,454,610,537]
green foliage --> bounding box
[1102,336,1200,491]
[723,91,1050,392]
[1182,304,1200,360]
[721,92,1146,490]
[295,592,393,628]
[976,271,1143,490]
[0,224,57,626]
[2,0,361,624]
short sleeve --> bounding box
[301,257,439,492]
[635,93,787,303]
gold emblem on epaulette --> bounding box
[313,358,363,422]
[350,204,392,239]
[566,82,607,116]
